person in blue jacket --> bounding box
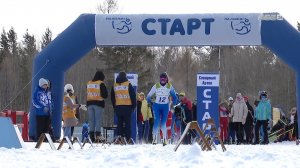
[32,78,53,141]
[146,72,178,146]
[253,91,271,145]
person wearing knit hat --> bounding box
[136,92,152,144]
[228,97,234,101]
[146,72,178,146]
[39,78,48,88]
[254,91,271,145]
[86,70,108,142]
[178,91,193,144]
[243,96,254,144]
[227,96,235,144]
[63,84,87,140]
[229,92,248,145]
[111,71,136,142]
[179,92,185,97]
[32,78,53,141]
[219,101,229,143]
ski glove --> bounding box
[80,104,87,111]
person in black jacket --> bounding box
[86,70,108,142]
[178,92,193,144]
[244,96,254,144]
[111,71,136,141]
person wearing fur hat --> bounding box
[146,72,178,146]
[63,84,87,140]
[229,93,248,145]
[87,70,108,142]
[111,71,137,142]
[32,78,53,141]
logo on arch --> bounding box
[111,17,132,34]
[226,17,251,35]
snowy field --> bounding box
[0,141,299,168]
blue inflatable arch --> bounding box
[29,13,300,140]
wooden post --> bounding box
[57,137,74,150]
[203,118,226,152]
[35,133,56,150]
[174,121,211,152]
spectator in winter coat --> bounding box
[178,92,193,144]
[219,102,229,142]
[137,92,152,143]
[227,97,235,144]
[229,93,248,145]
[111,71,136,141]
[171,104,183,143]
[63,83,80,138]
[243,96,254,144]
[32,78,53,141]
[86,70,108,142]
[254,91,271,145]
[288,107,298,140]
[62,84,87,140]
[137,93,144,143]
[147,72,178,146]
[192,99,197,121]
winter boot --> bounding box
[89,131,95,143]
[162,137,168,146]
[152,134,158,145]
[95,131,100,143]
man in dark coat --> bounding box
[111,71,136,141]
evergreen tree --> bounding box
[22,29,37,57]
[18,30,38,111]
[41,28,52,49]
[7,27,18,56]
[0,29,9,64]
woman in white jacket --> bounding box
[229,93,248,145]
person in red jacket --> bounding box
[178,92,193,144]
[219,102,229,142]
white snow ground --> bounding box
[0,141,299,168]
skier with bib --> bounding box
[146,72,178,146]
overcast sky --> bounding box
[0,0,299,41]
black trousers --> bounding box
[115,106,132,140]
[244,122,253,143]
[234,122,244,143]
[148,118,154,142]
[36,115,51,141]
[255,120,268,143]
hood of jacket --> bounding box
[116,72,128,83]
